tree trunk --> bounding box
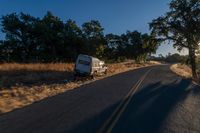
[188,47,197,79]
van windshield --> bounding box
[78,60,90,66]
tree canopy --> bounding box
[0,11,159,63]
[150,0,200,78]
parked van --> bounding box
[74,54,107,77]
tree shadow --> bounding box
[67,79,199,133]
[112,79,192,133]
[0,73,199,133]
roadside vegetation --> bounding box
[170,56,200,83]
[150,53,188,64]
[0,61,159,114]
[0,12,158,63]
[170,64,192,78]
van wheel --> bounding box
[94,71,98,76]
[104,69,107,75]
[73,75,77,81]
[90,75,94,79]
[73,74,78,81]
[92,71,97,79]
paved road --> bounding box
[0,65,200,133]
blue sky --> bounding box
[0,0,187,56]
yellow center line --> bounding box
[97,80,141,133]
[98,68,152,133]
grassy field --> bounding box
[0,63,74,88]
[0,61,158,114]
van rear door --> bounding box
[75,55,91,74]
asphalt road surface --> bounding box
[0,65,200,133]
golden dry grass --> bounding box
[170,64,192,78]
[0,63,74,88]
[0,82,80,113]
[0,63,75,113]
[0,61,158,114]
[0,63,74,71]
[107,61,153,74]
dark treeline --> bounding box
[151,53,188,64]
[0,11,159,63]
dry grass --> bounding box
[107,61,154,74]
[149,60,162,65]
[0,61,158,114]
[0,82,80,113]
[170,64,192,78]
[0,63,74,71]
[0,63,74,88]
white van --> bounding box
[74,54,107,77]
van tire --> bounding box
[73,73,78,81]
[90,75,94,79]
[104,69,107,75]
[94,71,98,76]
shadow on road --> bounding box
[67,79,200,133]
[1,69,200,133]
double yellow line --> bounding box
[98,68,152,133]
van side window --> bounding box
[79,60,90,66]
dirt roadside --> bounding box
[170,64,192,78]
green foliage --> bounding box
[105,31,159,62]
[150,0,200,78]
[82,20,106,58]
[0,11,159,63]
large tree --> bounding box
[38,11,64,61]
[63,19,83,60]
[104,31,159,62]
[105,34,123,60]
[121,31,159,62]
[150,0,200,78]
[82,20,106,58]
[0,11,159,63]
[1,13,38,61]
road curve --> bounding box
[0,65,200,133]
